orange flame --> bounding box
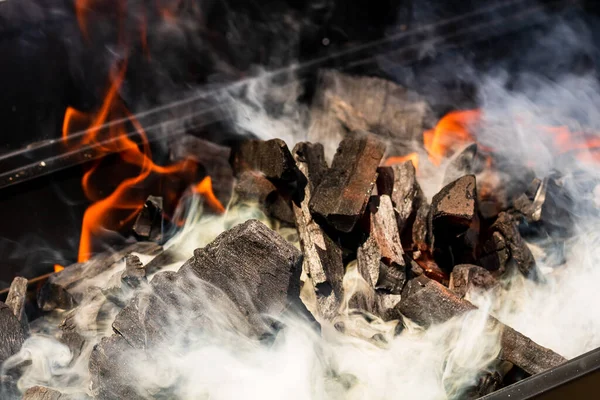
[192,176,226,214]
[424,109,481,165]
[54,264,65,273]
[62,62,206,262]
[384,152,419,170]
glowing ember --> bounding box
[384,152,419,170]
[424,109,481,165]
[54,264,65,273]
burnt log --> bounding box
[0,302,25,366]
[5,276,27,322]
[376,160,424,233]
[310,130,386,232]
[484,212,538,279]
[169,135,234,206]
[307,70,431,161]
[292,143,344,320]
[37,242,161,311]
[234,170,295,224]
[132,196,164,242]
[430,175,479,271]
[398,275,566,375]
[449,264,499,299]
[230,139,298,182]
[357,195,406,294]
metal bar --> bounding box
[480,346,600,399]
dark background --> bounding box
[0,0,598,285]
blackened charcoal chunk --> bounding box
[310,130,386,232]
[292,142,328,190]
[22,385,86,400]
[449,264,498,299]
[89,335,147,400]
[234,171,295,224]
[132,196,164,242]
[398,275,566,375]
[230,139,298,182]
[121,254,146,289]
[0,302,25,366]
[480,231,510,276]
[182,220,303,321]
[430,175,478,271]
[5,277,27,322]
[490,212,538,279]
[292,142,343,320]
[376,160,424,231]
[431,175,476,227]
[114,221,302,351]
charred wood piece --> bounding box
[310,130,386,232]
[0,302,26,366]
[292,143,344,320]
[5,277,27,322]
[169,135,234,206]
[38,242,161,311]
[357,195,406,294]
[132,196,164,242]
[398,275,566,375]
[121,254,147,289]
[22,386,76,400]
[412,203,431,253]
[486,212,538,279]
[230,139,298,182]
[449,264,499,299]
[234,171,295,224]
[307,70,431,161]
[112,220,303,351]
[430,175,479,271]
[376,160,425,233]
[479,231,510,276]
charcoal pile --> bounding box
[0,71,577,399]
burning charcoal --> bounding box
[121,254,147,289]
[38,242,161,311]
[307,70,431,160]
[398,275,566,375]
[292,143,344,320]
[376,160,425,232]
[132,196,164,242]
[89,335,147,400]
[230,139,298,182]
[449,264,499,299]
[169,135,234,205]
[0,302,25,366]
[487,212,538,279]
[234,170,295,224]
[143,248,187,276]
[430,175,479,271]
[357,196,406,294]
[5,277,27,322]
[310,130,386,232]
